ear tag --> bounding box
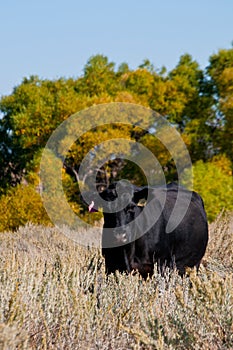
[137,199,147,207]
[88,201,98,212]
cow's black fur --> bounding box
[88,182,208,279]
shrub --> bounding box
[184,157,233,222]
[0,222,232,349]
[0,184,51,232]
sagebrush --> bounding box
[0,213,232,349]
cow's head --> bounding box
[82,181,148,247]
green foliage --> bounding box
[0,185,51,232]
[188,157,233,221]
[0,76,89,189]
[125,67,156,99]
[77,54,119,96]
[0,48,233,224]
[207,48,233,165]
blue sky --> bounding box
[1,0,233,97]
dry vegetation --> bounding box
[0,214,233,350]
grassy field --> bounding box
[0,214,232,349]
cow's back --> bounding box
[150,183,208,274]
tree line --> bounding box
[0,47,232,230]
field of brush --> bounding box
[0,214,232,350]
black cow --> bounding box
[87,182,208,279]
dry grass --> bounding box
[0,214,232,350]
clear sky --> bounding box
[1,0,232,97]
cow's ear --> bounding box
[99,188,117,201]
[86,188,118,213]
[133,187,148,203]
